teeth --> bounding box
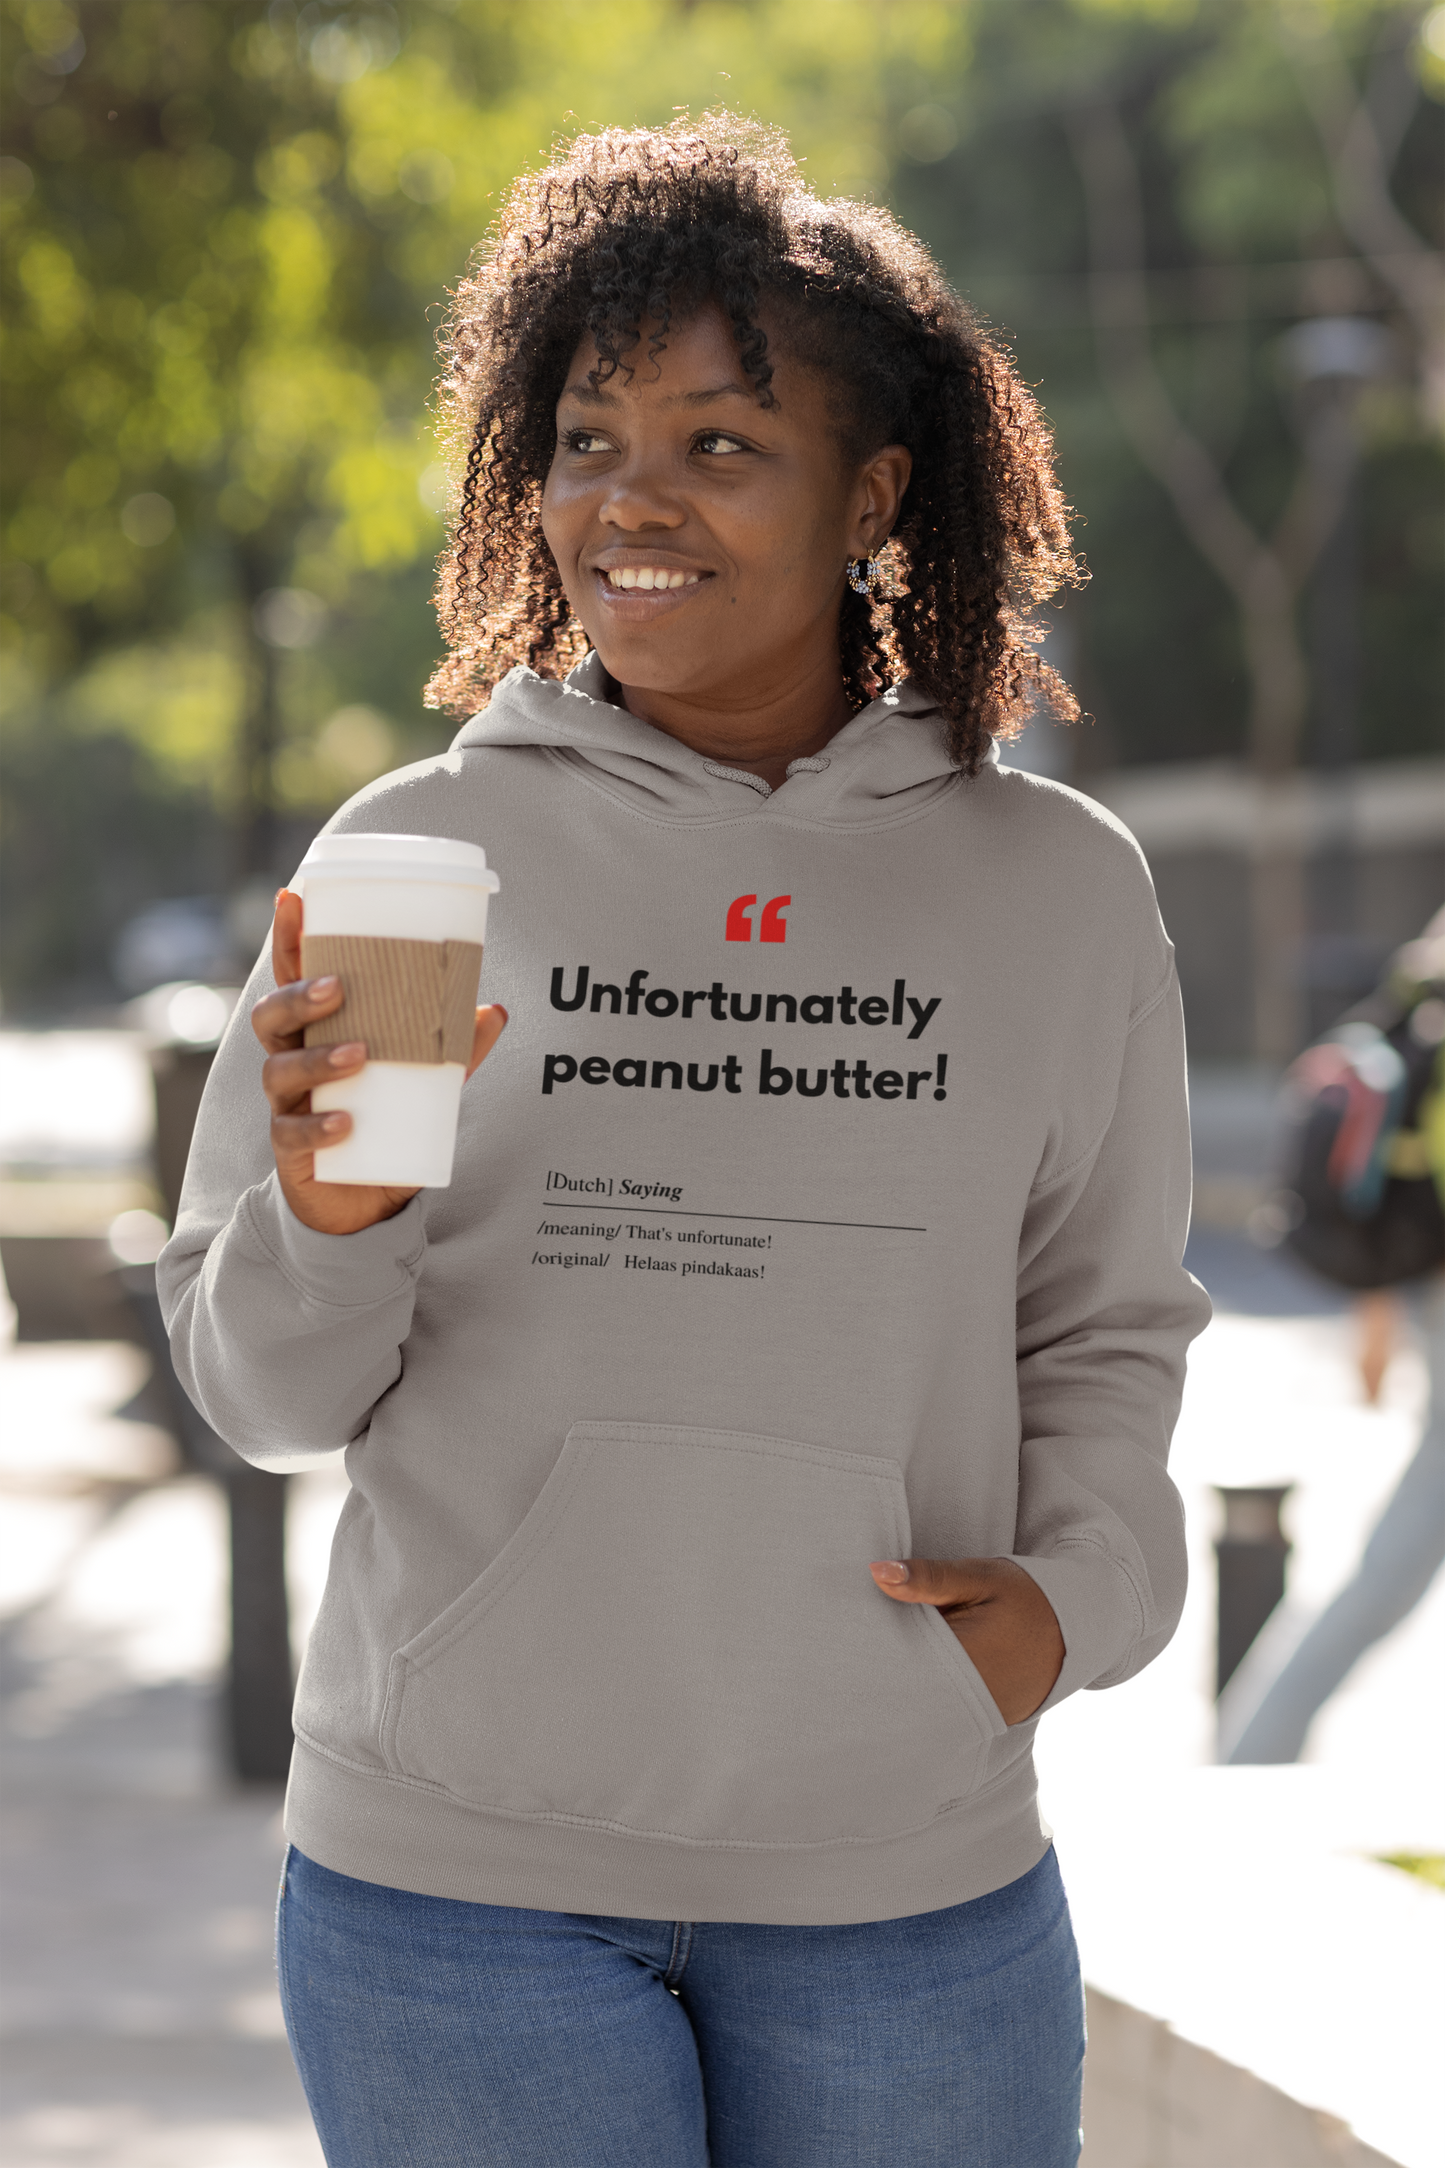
[606,568,700,590]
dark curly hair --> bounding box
[425,114,1083,773]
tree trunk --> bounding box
[234,543,283,883]
[1237,570,1311,1062]
[1066,99,1361,1064]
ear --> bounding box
[847,444,912,559]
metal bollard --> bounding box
[225,1461,295,1781]
[149,1044,218,1229]
[132,1008,295,1784]
[1214,1486,1292,1697]
[120,1263,294,1782]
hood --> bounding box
[449,651,987,828]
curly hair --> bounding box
[425,114,1083,773]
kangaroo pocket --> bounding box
[380,1423,1007,1846]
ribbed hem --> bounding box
[246,1178,426,1305]
[1011,1546,1145,1708]
[283,1737,1050,1927]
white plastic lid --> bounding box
[298,833,499,890]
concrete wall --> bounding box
[1079,759,1445,1060]
[1082,1989,1401,2168]
[1150,850,1257,1058]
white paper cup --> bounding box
[297,833,500,1188]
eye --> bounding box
[692,431,748,457]
[563,429,613,454]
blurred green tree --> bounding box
[0,0,962,1001]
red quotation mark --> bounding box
[726,894,790,943]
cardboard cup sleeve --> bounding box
[301,934,484,1067]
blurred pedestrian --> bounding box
[1223,1282,1443,1764]
[161,118,1209,2168]
[1354,1286,1402,1405]
[1225,912,1445,1764]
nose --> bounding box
[597,453,686,533]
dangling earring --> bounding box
[846,554,882,596]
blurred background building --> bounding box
[1,2,1441,2164]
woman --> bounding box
[161,117,1210,2168]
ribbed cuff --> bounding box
[1009,1546,1144,1709]
[245,1176,427,1307]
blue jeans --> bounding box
[277,1844,1084,2167]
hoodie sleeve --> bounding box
[155,949,429,1468]
[1008,958,1212,1704]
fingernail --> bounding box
[321,1113,346,1133]
[310,977,339,998]
[872,1560,909,1584]
[329,1043,364,1066]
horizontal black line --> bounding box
[540,1202,926,1232]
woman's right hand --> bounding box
[252,889,507,1236]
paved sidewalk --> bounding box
[1043,1231,1443,2168]
[1,1227,1440,2165]
[0,1343,334,2167]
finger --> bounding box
[868,1557,994,1606]
[465,1004,509,1079]
[262,1041,367,1115]
[251,975,344,1053]
[272,1109,351,1165]
[272,888,304,988]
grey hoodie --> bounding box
[160,655,1210,1926]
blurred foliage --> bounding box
[0,0,965,1000]
[894,0,1443,768]
[1377,1850,1445,1888]
[0,0,1440,1006]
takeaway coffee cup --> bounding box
[296,833,500,1189]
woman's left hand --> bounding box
[869,1556,1065,1725]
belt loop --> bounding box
[664,1919,694,1988]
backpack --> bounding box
[1275,970,1445,1292]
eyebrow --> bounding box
[560,380,754,409]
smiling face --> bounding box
[540,305,910,759]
